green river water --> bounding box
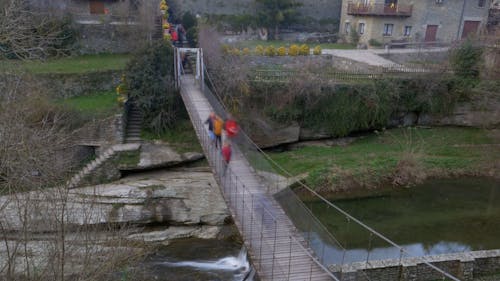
[286,177,500,264]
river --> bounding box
[278,177,500,265]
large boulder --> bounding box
[245,115,300,148]
[0,170,230,232]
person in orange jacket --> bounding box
[213,115,224,149]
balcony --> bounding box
[347,2,413,17]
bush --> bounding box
[182,11,197,31]
[124,41,182,134]
[368,38,382,47]
[186,26,198,47]
[277,46,287,56]
[450,39,483,80]
[313,45,322,55]
[265,45,277,56]
[288,44,300,56]
[299,44,310,55]
[242,47,251,55]
[255,45,265,55]
[231,48,241,55]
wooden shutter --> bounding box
[89,1,105,14]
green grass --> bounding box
[141,120,202,153]
[269,127,499,189]
[234,40,356,50]
[0,53,131,74]
[59,91,120,118]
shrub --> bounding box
[186,26,198,47]
[299,44,310,55]
[313,45,322,55]
[265,45,277,56]
[182,11,197,31]
[277,46,287,56]
[368,38,382,47]
[255,45,265,55]
[288,44,300,56]
[450,39,483,80]
[242,47,251,55]
[124,41,182,134]
[231,48,241,55]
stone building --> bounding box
[339,0,490,45]
[29,0,162,53]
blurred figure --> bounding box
[205,112,216,144]
[221,141,232,175]
[224,114,240,139]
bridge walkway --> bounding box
[179,74,336,281]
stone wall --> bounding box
[168,0,342,23]
[75,23,149,54]
[331,249,500,281]
[73,114,125,147]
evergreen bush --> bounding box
[124,41,183,134]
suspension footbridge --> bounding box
[174,48,462,281]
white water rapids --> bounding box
[158,247,254,281]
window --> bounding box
[345,22,351,34]
[383,24,394,36]
[359,23,365,35]
[89,1,105,14]
[478,0,485,7]
[403,26,412,36]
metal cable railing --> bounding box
[177,52,338,280]
[176,47,462,281]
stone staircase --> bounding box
[66,143,141,189]
[152,15,163,41]
[125,103,143,143]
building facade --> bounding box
[29,0,161,53]
[339,0,490,45]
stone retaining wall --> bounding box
[330,250,500,281]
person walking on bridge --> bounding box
[224,114,239,139]
[221,141,232,175]
[205,112,216,145]
[213,114,224,149]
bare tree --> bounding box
[0,0,75,60]
[0,74,146,280]
[198,25,251,113]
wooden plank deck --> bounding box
[179,75,336,281]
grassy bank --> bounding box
[270,127,499,192]
[0,53,130,74]
[141,120,202,153]
[58,91,120,118]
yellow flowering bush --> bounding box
[231,48,241,55]
[163,23,170,30]
[288,44,300,56]
[265,45,276,56]
[313,45,322,55]
[277,46,287,56]
[163,34,171,41]
[242,48,250,55]
[255,45,264,55]
[116,75,128,106]
[299,44,310,55]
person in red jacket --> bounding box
[221,142,232,175]
[224,114,239,139]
